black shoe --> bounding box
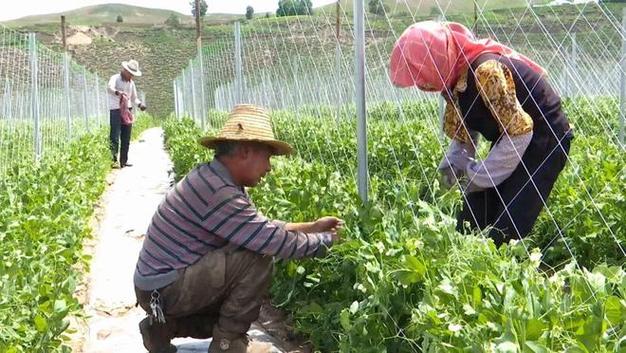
[139,318,177,353]
[122,163,133,167]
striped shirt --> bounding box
[134,159,333,291]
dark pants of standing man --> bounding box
[110,109,133,166]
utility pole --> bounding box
[335,0,341,41]
[61,15,67,51]
[195,0,202,50]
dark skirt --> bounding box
[456,131,573,246]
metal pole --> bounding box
[619,7,626,146]
[29,33,42,161]
[570,33,578,97]
[180,70,185,117]
[63,52,72,138]
[198,46,207,129]
[568,32,577,98]
[335,0,342,115]
[4,78,12,121]
[82,67,89,131]
[195,0,201,46]
[174,80,179,119]
[438,95,445,140]
[234,22,243,105]
[95,75,101,122]
[354,0,368,204]
[189,59,197,124]
[61,16,67,51]
[473,1,478,34]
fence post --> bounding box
[198,46,207,129]
[189,59,197,124]
[173,80,179,119]
[619,7,626,147]
[354,0,368,204]
[82,67,89,131]
[5,78,13,122]
[569,32,577,98]
[180,70,186,117]
[63,53,72,138]
[95,75,101,126]
[29,33,42,161]
[335,0,342,115]
[234,21,243,105]
[438,95,445,140]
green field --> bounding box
[163,98,626,352]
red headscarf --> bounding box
[389,21,546,92]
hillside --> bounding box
[3,1,624,118]
[1,3,239,27]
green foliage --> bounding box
[163,102,626,353]
[164,14,181,28]
[162,116,212,180]
[368,0,388,15]
[246,6,254,20]
[0,114,157,352]
[116,15,123,23]
[276,0,313,17]
[190,0,208,18]
[0,133,110,352]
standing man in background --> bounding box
[107,59,146,168]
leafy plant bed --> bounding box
[163,103,625,352]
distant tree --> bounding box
[265,12,271,18]
[246,6,254,20]
[276,0,313,17]
[116,15,124,23]
[165,14,180,27]
[368,0,388,15]
[190,0,208,18]
[429,5,440,17]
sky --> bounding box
[0,0,338,21]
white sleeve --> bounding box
[438,130,479,172]
[465,131,533,188]
[107,75,117,96]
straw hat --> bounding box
[199,104,293,156]
[122,59,142,77]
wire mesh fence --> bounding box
[0,25,109,176]
[173,1,626,257]
[169,1,626,350]
[173,0,626,265]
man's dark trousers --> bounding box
[110,109,133,165]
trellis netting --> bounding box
[0,25,109,176]
[173,2,625,349]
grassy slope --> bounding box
[3,2,625,118]
[3,3,194,26]
[2,3,239,26]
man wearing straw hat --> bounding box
[133,104,343,353]
[107,59,146,168]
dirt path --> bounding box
[73,127,296,353]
